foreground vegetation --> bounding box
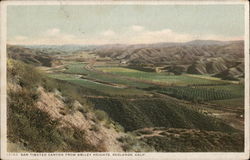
[135,128,244,152]
[7,59,99,152]
[88,97,238,132]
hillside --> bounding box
[88,97,238,132]
[7,45,54,67]
[134,127,243,152]
[92,40,243,64]
[91,40,244,80]
[7,59,127,152]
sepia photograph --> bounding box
[0,0,249,160]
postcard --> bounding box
[0,0,249,160]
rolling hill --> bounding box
[7,45,53,67]
[91,40,244,79]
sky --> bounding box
[7,5,245,45]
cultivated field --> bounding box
[45,59,244,134]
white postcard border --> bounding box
[1,1,249,160]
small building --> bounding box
[120,60,127,64]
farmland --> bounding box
[48,73,149,96]
[45,59,244,133]
[96,66,230,86]
[50,61,244,103]
[63,63,154,88]
[49,60,241,132]
[47,61,242,134]
[148,85,244,102]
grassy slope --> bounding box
[135,128,244,152]
[88,97,238,133]
[7,59,99,152]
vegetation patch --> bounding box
[117,134,155,152]
[140,128,244,152]
[7,59,99,152]
[88,97,237,133]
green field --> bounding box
[211,98,244,107]
[51,62,244,133]
[47,61,245,132]
[150,85,244,102]
[49,62,244,102]
[48,73,149,96]
[62,63,232,87]
[198,85,244,97]
[62,63,153,88]
[96,66,230,86]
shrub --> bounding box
[89,124,100,132]
[78,108,86,114]
[94,110,109,122]
[42,78,56,92]
[7,59,42,89]
[113,122,125,133]
[136,129,153,135]
[117,134,155,152]
[8,89,64,152]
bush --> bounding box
[7,59,42,89]
[42,78,56,92]
[94,110,109,122]
[113,122,125,133]
[136,129,153,135]
[117,134,155,152]
[8,88,64,152]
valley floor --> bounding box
[47,60,244,132]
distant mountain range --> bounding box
[21,40,238,52]
[21,44,98,53]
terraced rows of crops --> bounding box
[154,85,244,102]
[199,85,244,97]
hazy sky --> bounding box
[7,5,245,45]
